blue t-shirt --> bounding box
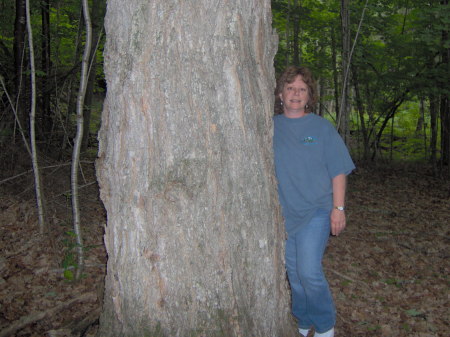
[273,113,355,235]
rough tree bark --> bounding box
[96,1,295,337]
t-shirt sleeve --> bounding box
[324,124,355,178]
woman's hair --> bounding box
[274,66,318,115]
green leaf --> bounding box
[405,309,422,317]
[368,325,381,331]
[64,269,74,280]
[45,291,57,297]
[382,277,405,287]
[65,230,76,237]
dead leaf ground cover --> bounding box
[327,165,449,337]
[0,161,448,336]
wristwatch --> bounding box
[335,206,345,211]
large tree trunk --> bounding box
[96,1,295,336]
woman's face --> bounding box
[279,75,309,117]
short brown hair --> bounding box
[274,66,318,115]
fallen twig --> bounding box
[0,292,97,337]
[325,267,371,290]
[0,161,94,186]
[47,306,101,337]
[34,263,105,275]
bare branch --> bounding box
[0,76,31,156]
[337,0,369,130]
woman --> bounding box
[273,66,355,337]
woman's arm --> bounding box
[330,173,347,236]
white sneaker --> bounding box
[314,327,334,337]
[299,328,310,336]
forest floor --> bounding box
[0,156,449,337]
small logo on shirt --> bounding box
[302,136,317,145]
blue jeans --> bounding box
[285,208,336,333]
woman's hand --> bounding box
[330,208,346,236]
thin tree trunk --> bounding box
[418,97,428,160]
[285,0,291,67]
[430,94,438,172]
[25,0,45,233]
[0,77,32,156]
[364,79,377,158]
[318,77,324,117]
[416,98,425,134]
[81,0,105,151]
[61,7,84,156]
[338,0,369,144]
[372,98,406,161]
[330,25,340,119]
[338,0,350,141]
[41,0,52,141]
[96,1,293,336]
[390,113,395,162]
[292,0,301,66]
[440,94,449,166]
[352,67,370,161]
[439,1,449,174]
[14,0,27,131]
[71,0,93,280]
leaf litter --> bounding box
[325,164,449,336]
[0,163,448,336]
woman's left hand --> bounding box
[330,209,346,236]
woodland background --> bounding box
[0,0,449,336]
